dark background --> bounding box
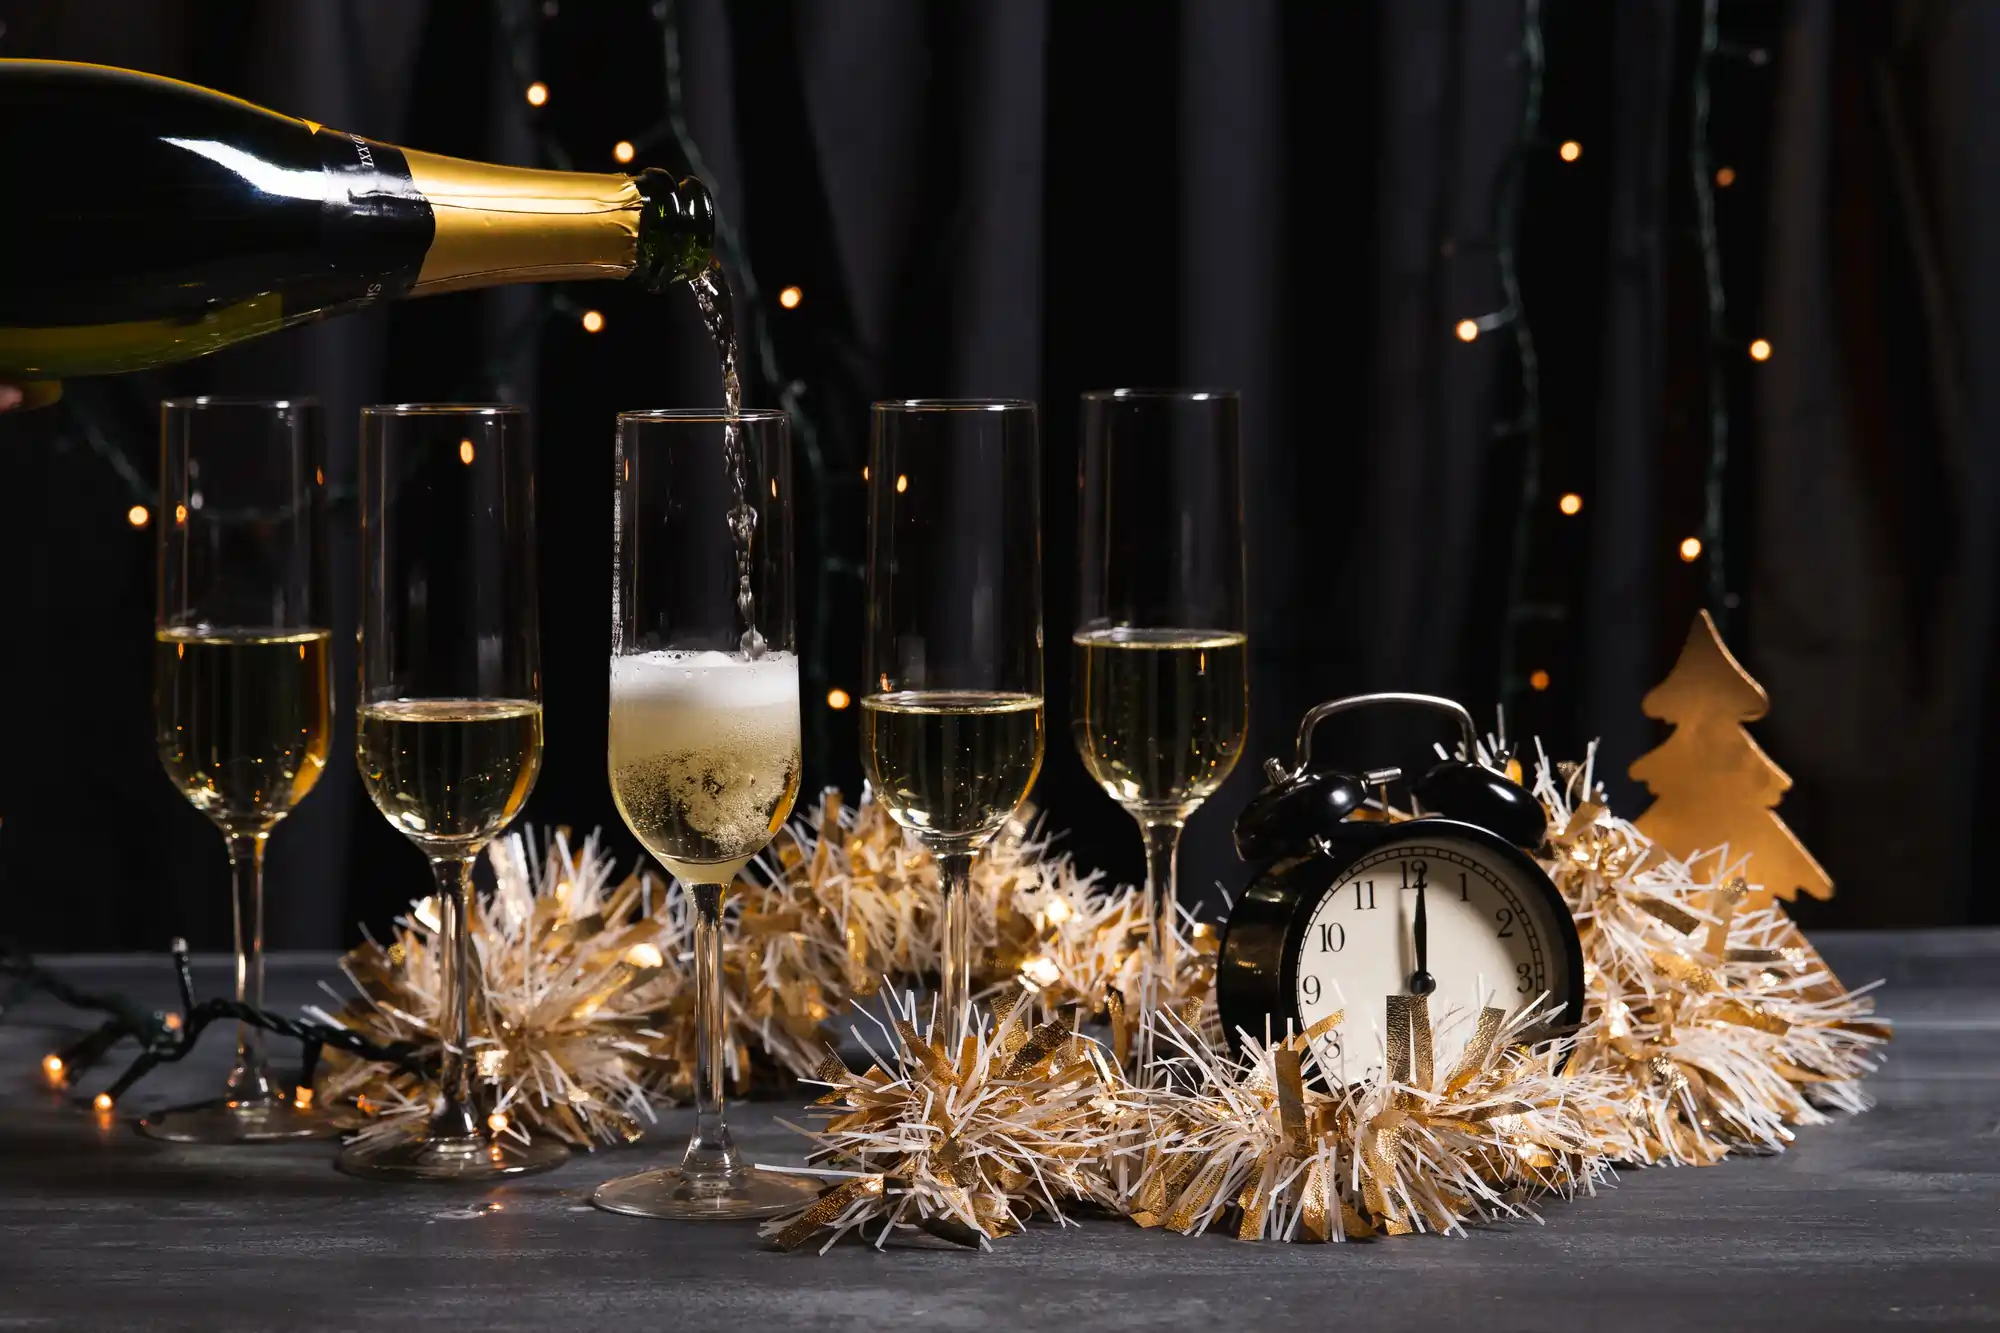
[1,0,1994,951]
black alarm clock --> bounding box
[1216,692,1584,1080]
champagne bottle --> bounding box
[0,60,716,379]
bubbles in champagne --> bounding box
[609,650,801,877]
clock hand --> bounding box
[1409,877,1437,996]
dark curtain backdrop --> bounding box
[1,0,1994,951]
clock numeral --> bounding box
[1316,922,1345,953]
[1400,859,1428,891]
[1516,962,1534,994]
[1495,907,1515,938]
[1459,870,1469,903]
[1302,974,1323,1004]
[1352,880,1376,910]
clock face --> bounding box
[1290,837,1572,1082]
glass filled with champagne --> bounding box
[863,400,1044,1039]
[592,409,815,1221]
[146,397,336,1143]
[1074,389,1248,1062]
[337,404,562,1182]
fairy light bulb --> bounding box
[126,505,149,528]
[1020,956,1060,989]
[1558,492,1583,516]
[581,309,605,334]
[93,1093,114,1112]
[612,140,635,164]
[1680,536,1704,563]
[826,687,851,710]
[525,82,549,107]
[778,286,803,309]
[1558,140,1582,162]
[1748,338,1772,362]
[1455,319,1480,343]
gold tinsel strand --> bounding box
[767,994,1615,1250]
[313,828,691,1147]
[1119,998,1614,1241]
[313,789,1216,1145]
[760,991,1134,1252]
[745,788,1217,1060]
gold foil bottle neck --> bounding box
[404,148,642,294]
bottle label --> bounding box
[311,128,435,306]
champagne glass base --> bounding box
[137,1098,340,1144]
[591,1166,821,1220]
[335,1131,570,1182]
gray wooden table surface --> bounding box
[0,931,1994,1331]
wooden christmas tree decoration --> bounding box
[1628,610,1833,908]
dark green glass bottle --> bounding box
[0,60,716,379]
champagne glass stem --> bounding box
[1136,817,1184,1069]
[428,855,482,1143]
[937,849,976,1039]
[683,881,739,1184]
[224,831,274,1103]
[1140,818,1183,976]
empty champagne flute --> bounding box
[1073,390,1248,1056]
[591,409,816,1220]
[862,400,1044,1040]
[337,404,565,1181]
[145,397,336,1143]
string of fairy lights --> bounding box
[15,937,429,1117]
[1489,0,1548,720]
[1468,0,1774,713]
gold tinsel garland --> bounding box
[314,789,1215,1146]
[312,753,1885,1242]
[765,750,1888,1250]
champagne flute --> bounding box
[1073,389,1248,1053]
[592,409,816,1220]
[337,404,566,1181]
[144,397,337,1143]
[862,400,1044,1039]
